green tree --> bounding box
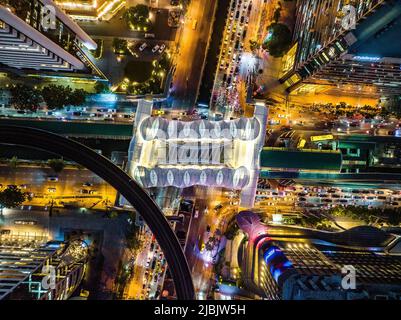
[42,85,86,109]
[8,156,18,169]
[48,158,66,174]
[124,5,152,31]
[9,84,42,111]
[262,23,292,57]
[68,89,87,106]
[112,38,128,54]
[0,185,28,214]
[42,85,72,109]
[94,81,110,94]
[249,40,260,51]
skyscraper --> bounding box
[0,0,104,78]
[280,0,401,97]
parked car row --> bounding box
[138,42,166,54]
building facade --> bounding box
[237,211,401,300]
[280,0,401,97]
[0,0,104,78]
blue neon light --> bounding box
[353,56,381,62]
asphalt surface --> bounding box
[170,0,217,109]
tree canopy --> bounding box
[48,158,66,174]
[112,38,128,54]
[9,84,42,111]
[262,23,292,57]
[41,85,87,109]
[94,81,110,94]
[124,5,152,31]
[0,185,28,212]
[41,85,72,109]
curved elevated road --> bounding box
[0,125,195,300]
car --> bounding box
[139,43,148,51]
[89,190,97,195]
[83,182,93,187]
[144,33,155,39]
[47,176,58,182]
[152,44,160,53]
[47,187,56,193]
[79,189,90,194]
[206,225,211,232]
[200,243,206,253]
[158,44,166,53]
[194,209,199,218]
[214,204,223,211]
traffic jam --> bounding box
[137,229,167,300]
[212,0,253,110]
[256,184,401,210]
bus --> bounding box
[297,138,306,149]
[310,134,334,142]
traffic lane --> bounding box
[216,0,252,87]
[184,198,209,267]
[171,0,216,108]
[0,165,116,208]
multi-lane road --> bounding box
[183,187,238,299]
[0,165,116,210]
[170,0,217,109]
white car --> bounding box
[158,44,166,53]
[139,43,147,51]
[152,45,160,53]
